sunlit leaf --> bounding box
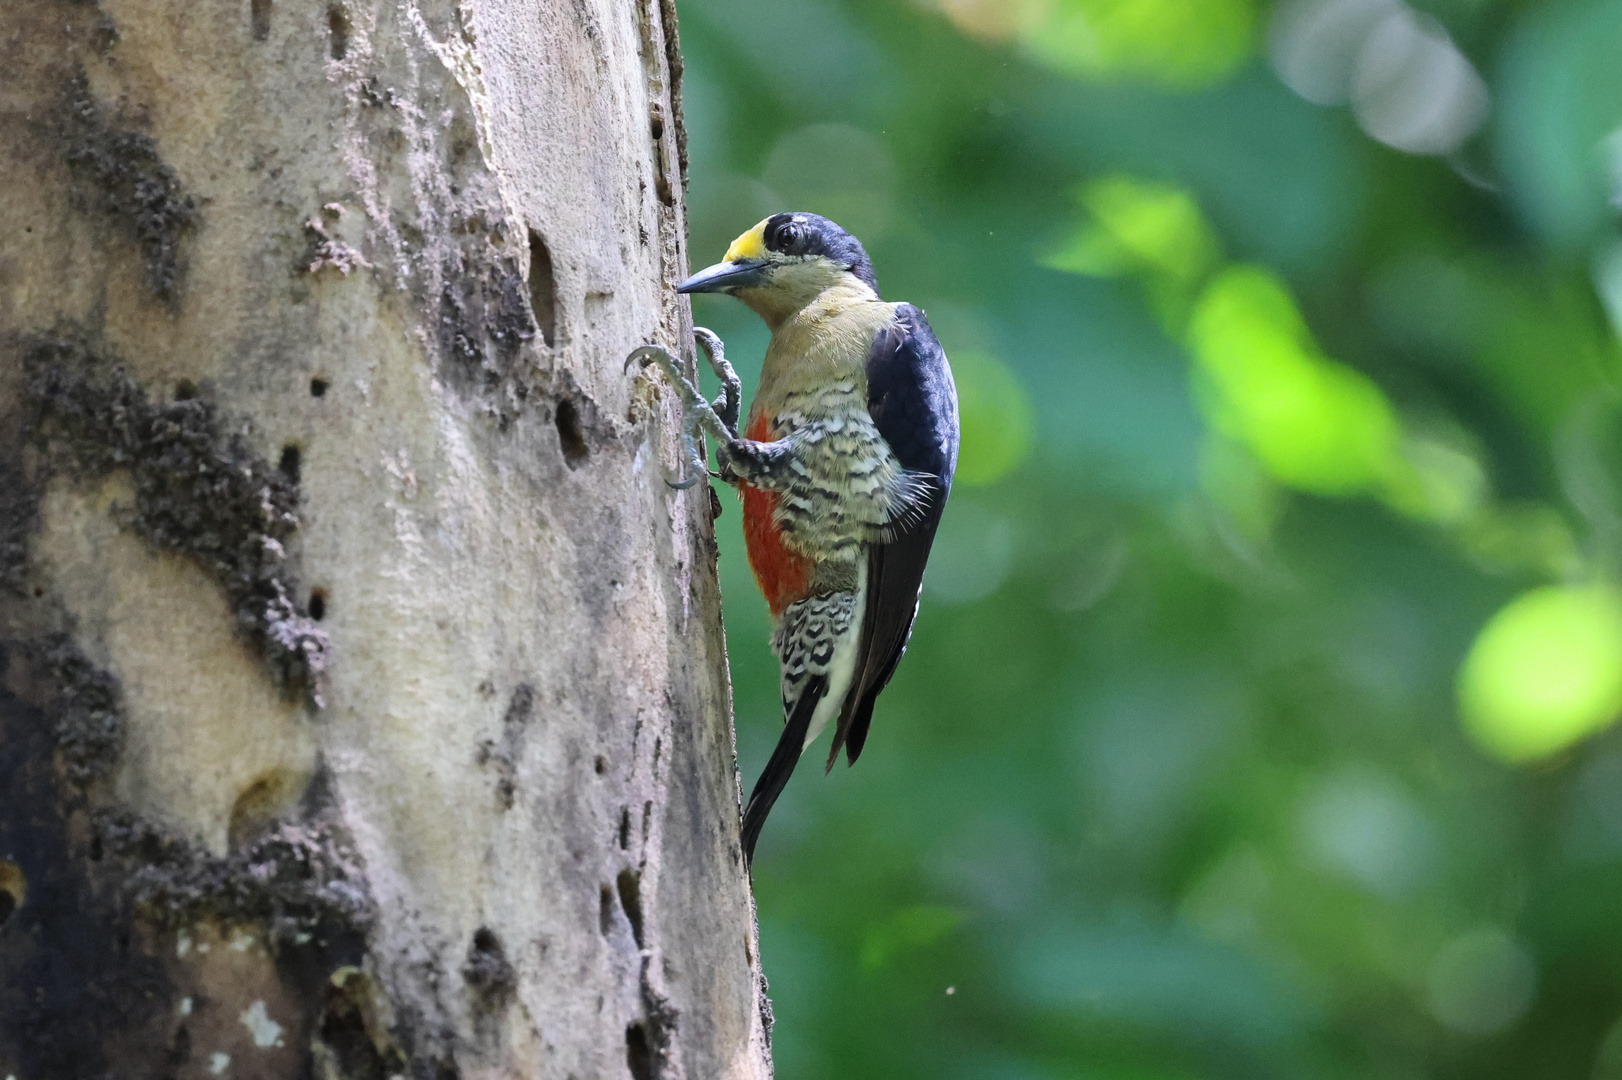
[1459,584,1622,764]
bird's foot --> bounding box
[693,326,742,436]
[627,328,739,489]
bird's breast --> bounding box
[740,412,815,617]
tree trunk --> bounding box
[0,1,771,1077]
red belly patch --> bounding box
[740,413,813,616]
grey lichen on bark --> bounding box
[0,1,771,1078]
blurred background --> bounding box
[676,0,1622,1075]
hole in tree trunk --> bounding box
[310,377,329,397]
[315,976,402,1079]
[555,399,588,468]
[251,0,272,40]
[308,588,327,620]
[599,885,614,936]
[0,860,25,926]
[626,1023,655,1080]
[229,770,301,849]
[616,868,644,948]
[278,444,301,483]
[527,230,557,348]
[328,6,350,59]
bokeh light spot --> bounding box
[1022,0,1256,87]
[1425,927,1537,1036]
[1188,266,1402,496]
[1271,0,1489,156]
[911,0,1050,42]
[952,351,1036,487]
[1299,769,1438,898]
[1459,584,1622,764]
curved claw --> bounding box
[627,341,732,489]
[694,327,741,436]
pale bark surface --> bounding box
[0,1,771,1077]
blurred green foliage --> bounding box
[675,0,1622,1074]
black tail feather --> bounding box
[741,675,827,868]
[843,695,878,765]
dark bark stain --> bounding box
[96,800,375,947]
[476,683,534,810]
[0,453,37,598]
[59,69,199,302]
[0,649,171,1077]
[435,247,540,426]
[41,632,123,785]
[21,333,330,704]
[0,642,376,1076]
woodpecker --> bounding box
[632,213,960,866]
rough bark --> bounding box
[0,1,771,1077]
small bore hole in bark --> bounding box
[527,230,557,348]
[594,755,607,775]
[616,868,644,948]
[278,444,302,483]
[316,978,400,1078]
[310,377,329,398]
[0,860,25,926]
[555,399,588,469]
[599,885,614,936]
[626,1023,655,1080]
[251,0,272,40]
[229,769,301,850]
[327,6,349,59]
[650,112,665,141]
[618,807,631,850]
[174,379,198,401]
[308,588,327,620]
[463,926,516,1000]
[32,587,43,598]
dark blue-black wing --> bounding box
[826,303,959,769]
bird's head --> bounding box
[678,213,879,327]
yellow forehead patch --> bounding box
[724,219,770,263]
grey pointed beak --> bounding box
[677,259,769,294]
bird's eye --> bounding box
[776,223,800,249]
